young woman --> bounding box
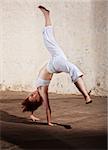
[23,6,92,126]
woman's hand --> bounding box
[30,114,40,122]
[48,122,54,126]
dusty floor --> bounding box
[0,91,107,150]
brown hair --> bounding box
[21,91,43,112]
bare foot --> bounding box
[86,90,92,104]
[85,96,92,104]
[38,5,50,15]
[86,100,92,104]
[30,115,40,121]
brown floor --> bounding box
[0,91,107,150]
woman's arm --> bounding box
[39,87,54,126]
[42,92,52,125]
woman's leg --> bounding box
[74,77,92,104]
[38,5,51,26]
[38,6,67,59]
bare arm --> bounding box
[39,87,53,126]
[42,92,52,124]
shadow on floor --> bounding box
[0,110,107,150]
[0,110,72,129]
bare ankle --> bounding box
[85,95,92,104]
[85,95,91,100]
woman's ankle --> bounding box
[85,95,92,102]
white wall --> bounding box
[0,0,108,96]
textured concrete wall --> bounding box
[0,0,108,96]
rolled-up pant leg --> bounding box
[67,61,83,83]
[53,58,83,83]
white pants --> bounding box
[43,26,83,83]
